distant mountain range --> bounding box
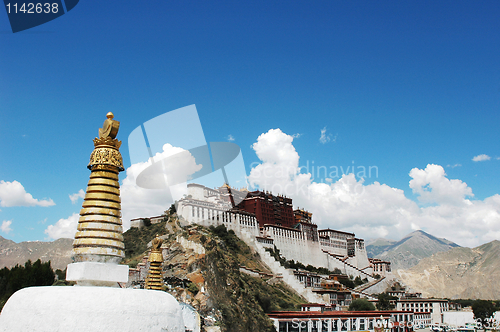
[366,230,460,270]
[0,236,73,271]
[397,240,500,300]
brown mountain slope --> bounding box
[368,230,460,270]
[397,240,500,300]
[0,236,73,271]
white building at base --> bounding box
[397,298,449,325]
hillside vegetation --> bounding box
[201,225,302,331]
[123,219,170,264]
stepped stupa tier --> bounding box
[145,235,164,290]
[72,112,125,263]
[66,112,129,286]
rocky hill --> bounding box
[123,219,304,332]
[397,240,500,300]
[367,230,459,270]
[0,236,73,271]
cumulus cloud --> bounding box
[409,164,473,205]
[248,128,500,247]
[0,180,55,207]
[120,143,202,230]
[69,189,85,204]
[472,154,491,162]
[447,163,462,168]
[44,213,79,240]
[1,220,12,234]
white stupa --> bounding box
[0,113,186,331]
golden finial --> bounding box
[151,234,163,251]
[98,112,120,139]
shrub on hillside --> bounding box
[349,298,375,311]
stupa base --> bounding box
[66,261,129,286]
[0,286,185,331]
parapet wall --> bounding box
[177,201,259,238]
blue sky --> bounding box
[1,1,499,246]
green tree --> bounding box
[349,298,375,311]
[0,259,55,310]
[376,293,396,310]
[354,276,365,287]
[339,277,355,289]
[55,269,66,281]
[472,300,496,327]
[168,203,176,215]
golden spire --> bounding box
[145,235,164,290]
[71,112,125,263]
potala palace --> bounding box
[174,183,392,285]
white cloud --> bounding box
[44,213,79,240]
[248,129,500,247]
[409,164,473,205]
[69,189,85,204]
[292,133,302,138]
[0,180,55,207]
[446,163,462,168]
[120,143,201,230]
[319,127,333,144]
[227,135,235,142]
[472,154,491,162]
[1,220,12,234]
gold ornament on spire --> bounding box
[145,235,164,290]
[99,112,120,139]
[72,112,125,263]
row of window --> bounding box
[191,206,256,225]
[319,232,354,240]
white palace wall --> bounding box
[177,200,259,238]
[262,226,328,269]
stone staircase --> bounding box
[323,250,374,280]
[354,275,385,293]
